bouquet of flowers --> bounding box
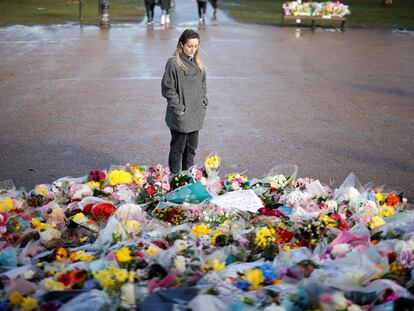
[224,173,249,192]
[169,173,194,190]
[282,1,351,18]
[152,202,187,225]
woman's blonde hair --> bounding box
[174,29,204,71]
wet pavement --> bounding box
[0,0,413,200]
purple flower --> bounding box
[272,194,281,202]
[397,251,414,269]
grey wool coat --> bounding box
[161,55,208,133]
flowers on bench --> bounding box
[283,1,351,18]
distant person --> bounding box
[144,0,156,25]
[160,0,172,25]
[161,29,208,175]
[209,0,217,16]
[194,0,207,24]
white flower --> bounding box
[39,228,61,242]
[174,255,187,273]
[331,243,351,257]
[174,239,189,253]
[326,200,338,212]
[268,175,288,189]
[395,240,414,253]
[348,304,362,311]
[332,292,348,309]
[23,270,35,279]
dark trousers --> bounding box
[209,0,217,10]
[145,2,155,22]
[197,2,207,18]
[168,129,199,174]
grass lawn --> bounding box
[0,0,144,26]
[220,0,414,29]
[0,0,413,29]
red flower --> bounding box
[69,269,87,284]
[57,273,72,286]
[336,221,349,231]
[388,252,397,263]
[146,185,156,196]
[89,169,106,182]
[83,203,94,215]
[92,203,116,219]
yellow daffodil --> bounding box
[88,181,101,189]
[9,291,23,306]
[21,296,38,311]
[211,259,226,272]
[369,216,386,229]
[191,224,211,238]
[100,276,115,289]
[115,269,128,283]
[115,247,132,263]
[34,184,48,196]
[72,212,86,223]
[255,227,276,247]
[108,170,132,186]
[0,197,14,212]
[322,215,337,228]
[205,154,221,171]
[244,269,264,290]
[145,246,159,256]
[376,192,385,205]
[44,278,65,291]
[379,206,395,218]
[128,271,135,283]
[122,220,140,234]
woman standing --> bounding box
[161,29,208,175]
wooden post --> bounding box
[79,0,84,24]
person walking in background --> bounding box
[195,0,207,24]
[160,0,172,25]
[144,0,156,25]
[209,0,217,16]
[161,29,208,175]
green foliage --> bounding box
[220,0,414,29]
[0,0,144,26]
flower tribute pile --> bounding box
[283,1,351,18]
[0,154,413,311]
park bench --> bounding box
[281,14,347,31]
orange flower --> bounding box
[54,247,69,261]
[386,192,400,207]
[69,269,87,284]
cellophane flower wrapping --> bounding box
[0,155,412,310]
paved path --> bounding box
[0,0,413,201]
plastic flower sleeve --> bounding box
[265,164,298,185]
[272,247,313,270]
[372,211,414,236]
[94,215,126,249]
[188,294,229,311]
[58,289,112,311]
[163,182,212,204]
